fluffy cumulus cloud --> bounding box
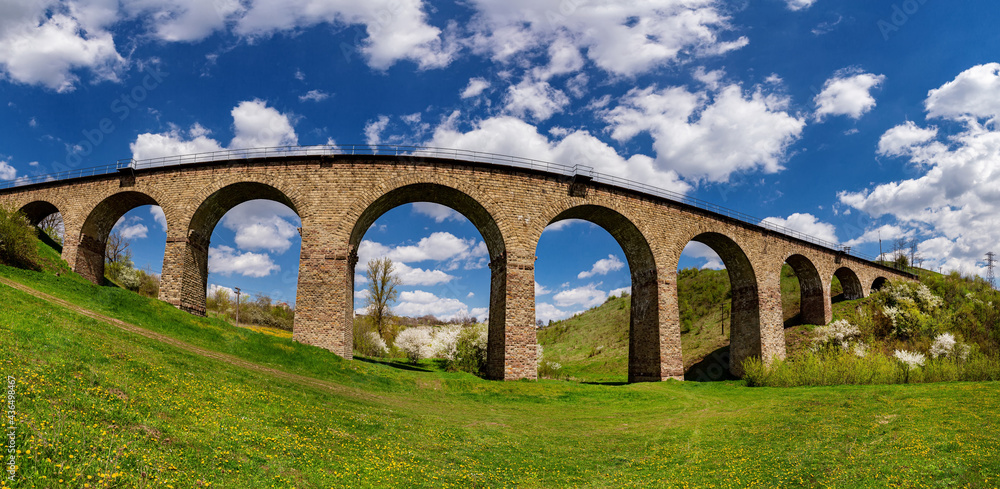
[466,0,748,76]
[428,115,690,194]
[0,1,124,92]
[838,63,1000,275]
[535,302,579,324]
[578,254,625,279]
[813,68,886,121]
[604,82,805,183]
[149,206,168,232]
[131,100,296,160]
[113,215,149,240]
[553,282,606,309]
[411,202,465,223]
[207,283,236,298]
[0,161,16,180]
[461,77,491,99]
[761,213,838,245]
[504,78,570,121]
[356,232,488,286]
[681,241,724,270]
[394,290,478,321]
[220,200,301,254]
[208,245,280,277]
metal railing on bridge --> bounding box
[1,144,882,263]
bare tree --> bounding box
[105,231,132,265]
[38,213,64,245]
[365,257,401,337]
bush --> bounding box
[395,327,434,363]
[353,316,389,358]
[0,204,41,271]
[451,324,488,376]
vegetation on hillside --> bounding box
[2,227,1000,486]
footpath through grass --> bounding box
[3,261,1000,487]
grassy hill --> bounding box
[3,238,1000,486]
[538,265,845,382]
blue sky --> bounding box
[2,1,999,322]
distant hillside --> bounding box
[538,265,844,382]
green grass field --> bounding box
[2,242,1000,487]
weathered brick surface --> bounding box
[0,155,914,380]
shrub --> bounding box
[395,327,435,363]
[811,319,861,351]
[893,349,926,369]
[0,204,41,271]
[353,316,389,358]
[451,324,488,376]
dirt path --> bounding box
[0,276,380,402]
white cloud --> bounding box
[364,115,390,146]
[535,281,551,296]
[354,289,370,300]
[839,63,1000,276]
[535,302,579,323]
[118,222,149,240]
[761,213,838,245]
[0,161,16,180]
[236,0,453,70]
[608,286,630,298]
[925,63,1000,121]
[877,121,939,157]
[813,69,886,121]
[428,115,690,194]
[220,200,300,254]
[130,123,226,161]
[131,100,296,160]
[542,219,585,232]
[681,241,724,270]
[412,202,465,223]
[208,245,280,277]
[553,282,606,309]
[605,83,805,183]
[843,224,914,248]
[784,0,817,11]
[578,254,625,279]
[461,77,491,98]
[228,99,298,149]
[359,232,481,266]
[0,4,124,92]
[298,90,330,102]
[394,290,475,321]
[504,77,569,121]
[150,206,168,232]
[207,283,236,298]
[467,0,748,76]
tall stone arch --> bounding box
[18,200,61,225]
[785,253,829,325]
[834,267,864,300]
[537,204,665,382]
[75,191,162,284]
[163,181,300,315]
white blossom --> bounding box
[894,349,926,369]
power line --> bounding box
[987,251,996,289]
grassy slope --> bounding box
[539,266,845,382]
[4,241,1000,486]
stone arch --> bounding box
[175,181,300,315]
[871,276,888,292]
[346,182,508,377]
[679,231,760,377]
[75,191,161,284]
[784,253,827,325]
[834,267,864,300]
[542,204,661,382]
[18,200,61,225]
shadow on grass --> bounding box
[580,381,629,386]
[784,312,803,329]
[685,345,740,382]
[354,356,432,372]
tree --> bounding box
[365,257,401,337]
[105,230,132,265]
[38,212,64,245]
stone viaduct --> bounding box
[0,150,914,381]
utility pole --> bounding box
[234,287,242,327]
[987,252,996,289]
